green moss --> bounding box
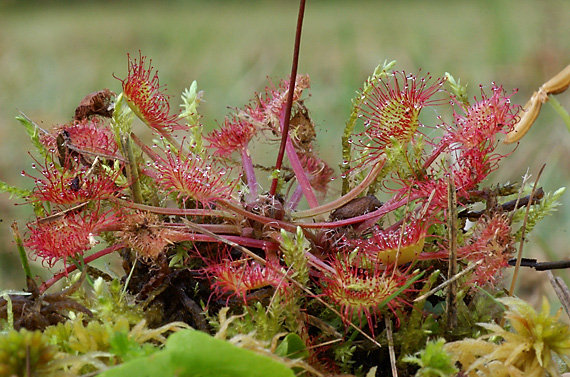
[403,338,458,377]
[0,328,56,377]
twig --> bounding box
[111,197,233,219]
[459,188,544,220]
[17,110,49,134]
[414,260,483,303]
[446,175,458,330]
[548,271,570,319]
[65,142,125,162]
[305,338,343,350]
[307,315,343,339]
[508,258,570,271]
[385,316,398,377]
[36,202,89,224]
[507,164,546,297]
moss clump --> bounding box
[0,328,56,376]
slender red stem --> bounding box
[269,0,306,196]
[110,197,235,219]
[296,193,424,229]
[291,159,385,219]
[173,233,279,252]
[217,199,299,233]
[283,129,319,208]
[39,243,126,294]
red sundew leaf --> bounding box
[446,84,519,150]
[23,154,122,206]
[204,258,289,304]
[118,52,186,135]
[260,75,310,132]
[353,71,446,167]
[25,208,121,267]
[350,220,428,265]
[205,116,258,158]
[63,118,120,159]
[153,144,235,207]
[297,153,334,196]
[457,214,514,287]
[319,252,422,334]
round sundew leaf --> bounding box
[375,237,426,265]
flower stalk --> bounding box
[269,0,306,198]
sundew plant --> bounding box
[2,2,570,376]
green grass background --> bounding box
[0,0,569,305]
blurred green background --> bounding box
[0,0,569,304]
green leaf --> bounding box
[513,187,566,240]
[0,180,31,200]
[444,72,469,105]
[179,81,205,157]
[275,333,308,360]
[341,60,396,194]
[98,330,295,377]
[109,331,157,362]
[15,113,50,160]
[548,95,570,136]
[402,338,458,377]
[110,92,134,144]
